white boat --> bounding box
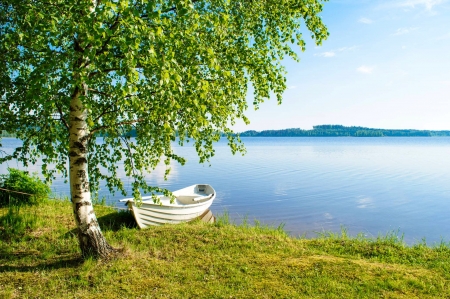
[119,184,216,228]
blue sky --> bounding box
[235,0,450,132]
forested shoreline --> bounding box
[238,125,450,137]
[4,125,450,139]
[0,131,16,137]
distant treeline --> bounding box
[238,125,450,137]
[5,126,450,139]
[1,131,16,137]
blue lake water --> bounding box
[2,137,450,245]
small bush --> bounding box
[0,168,51,207]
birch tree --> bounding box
[0,0,328,258]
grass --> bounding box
[0,200,449,298]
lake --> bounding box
[2,137,450,245]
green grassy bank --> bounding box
[1,200,449,298]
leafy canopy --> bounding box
[0,0,328,198]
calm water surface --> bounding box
[2,137,450,244]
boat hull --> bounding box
[121,184,216,229]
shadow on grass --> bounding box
[63,209,137,238]
[97,209,137,232]
[0,252,83,273]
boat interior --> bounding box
[120,184,215,205]
[175,184,215,204]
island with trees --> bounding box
[238,125,450,137]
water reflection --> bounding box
[356,197,374,209]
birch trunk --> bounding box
[69,88,114,258]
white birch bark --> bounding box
[69,87,114,258]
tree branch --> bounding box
[95,13,121,56]
[87,87,156,99]
[140,0,201,18]
[87,88,111,97]
[55,103,70,130]
[34,0,67,17]
[119,126,139,178]
[88,68,120,78]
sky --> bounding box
[234,0,450,132]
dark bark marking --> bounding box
[69,151,78,157]
[74,157,87,165]
[75,201,92,211]
[74,181,90,192]
[74,212,81,225]
[74,202,91,226]
[77,169,87,179]
[80,135,89,143]
[73,141,86,153]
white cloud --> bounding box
[337,46,358,52]
[357,65,374,74]
[392,27,418,35]
[288,85,297,89]
[379,0,447,13]
[359,17,373,24]
[314,46,358,58]
[315,51,336,58]
[398,0,445,10]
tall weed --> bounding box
[0,205,39,241]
